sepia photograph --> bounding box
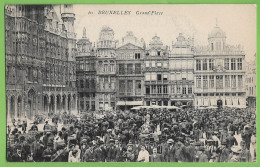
[5,4,256,163]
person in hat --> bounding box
[104,129,113,145]
[250,130,256,162]
[165,139,176,162]
[11,145,23,162]
[229,146,242,162]
[198,146,208,162]
[226,131,238,148]
[68,149,79,162]
[149,148,163,162]
[106,138,116,162]
[42,142,54,162]
[31,133,44,162]
[82,142,95,162]
[137,145,149,162]
[30,121,38,131]
[114,140,124,162]
[51,143,69,162]
[209,151,219,162]
[239,140,252,162]
[94,140,106,162]
[124,141,135,162]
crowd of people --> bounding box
[7,107,256,162]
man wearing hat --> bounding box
[51,143,68,162]
[42,142,54,162]
[31,133,44,162]
[82,142,95,162]
[149,148,163,162]
[106,138,116,162]
[216,140,230,162]
[198,146,208,162]
[165,139,176,162]
[11,145,23,162]
[114,140,124,162]
[239,140,252,162]
[94,140,106,162]
[137,145,149,162]
[229,146,242,162]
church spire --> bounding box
[83,27,86,38]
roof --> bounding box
[208,26,226,38]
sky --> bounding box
[56,4,256,62]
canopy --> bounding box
[206,106,218,109]
[224,105,247,109]
[116,101,143,106]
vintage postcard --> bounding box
[4,4,256,164]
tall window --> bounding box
[209,59,214,70]
[157,74,162,81]
[163,85,168,94]
[224,58,229,70]
[238,75,243,88]
[182,87,187,94]
[145,61,150,67]
[146,86,150,94]
[177,86,181,93]
[196,60,201,70]
[231,75,236,88]
[135,80,141,95]
[225,76,230,88]
[119,64,125,74]
[135,53,141,59]
[119,80,125,93]
[135,64,141,74]
[216,42,221,50]
[216,75,223,89]
[80,79,84,88]
[104,77,109,89]
[211,43,214,51]
[209,75,214,88]
[157,85,162,94]
[196,76,201,88]
[203,59,207,70]
[231,58,236,70]
[203,76,208,88]
[237,58,242,70]
[111,77,115,89]
[188,86,192,94]
[151,61,155,67]
[127,80,133,93]
[151,85,156,94]
[171,85,175,94]
[127,64,133,74]
[163,74,168,81]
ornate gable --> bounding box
[117,43,143,50]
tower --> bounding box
[208,23,226,52]
[61,5,75,35]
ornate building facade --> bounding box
[76,28,96,113]
[5,5,77,120]
[116,32,145,110]
[95,26,117,110]
[169,33,194,107]
[144,36,170,106]
[245,54,256,108]
[194,25,246,108]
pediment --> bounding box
[117,43,143,50]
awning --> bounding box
[116,101,143,106]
